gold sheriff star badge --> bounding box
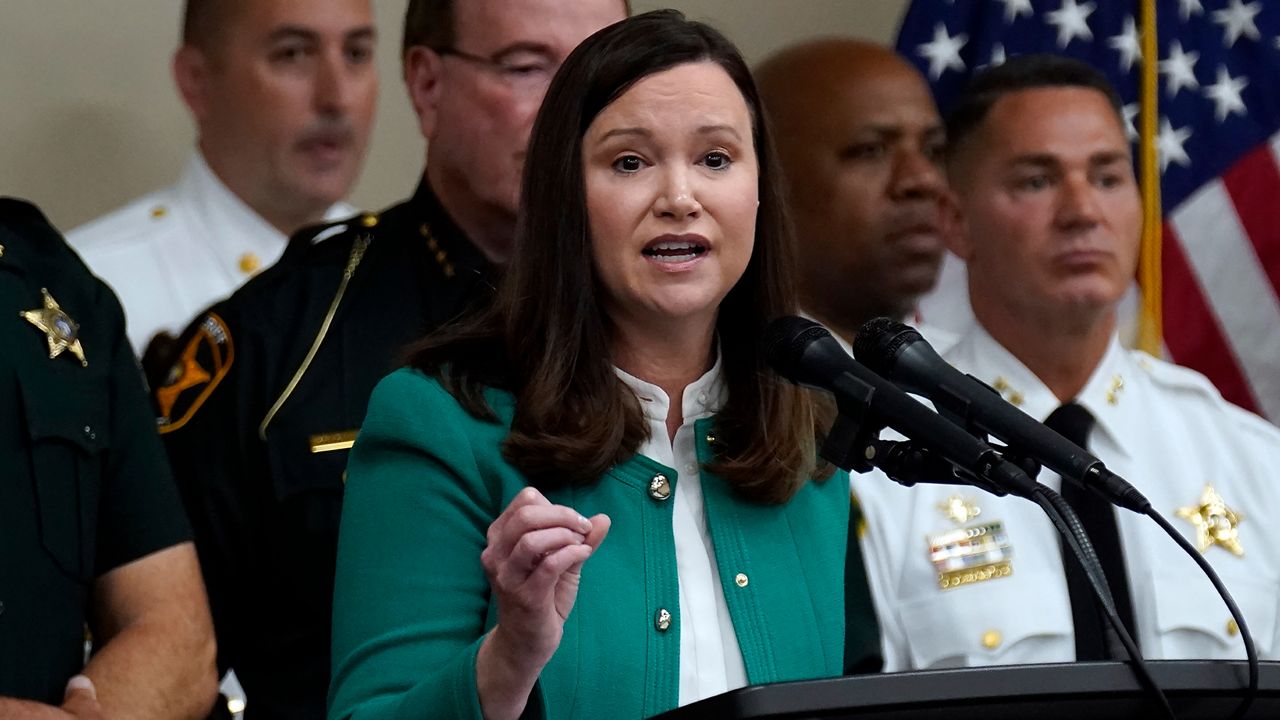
[20,288,87,366]
[1177,484,1245,557]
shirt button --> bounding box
[82,425,96,441]
[734,573,749,588]
[655,608,672,632]
[684,463,697,474]
[696,391,708,404]
[648,474,671,501]
[981,630,1002,650]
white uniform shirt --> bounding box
[855,323,1280,671]
[915,251,975,339]
[802,310,961,359]
[68,153,355,354]
[614,357,749,705]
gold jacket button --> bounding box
[238,252,261,274]
[648,474,671,501]
[1227,619,1240,637]
[981,630,1002,650]
[655,608,672,632]
[734,573,749,588]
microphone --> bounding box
[761,316,1036,498]
[852,318,1149,512]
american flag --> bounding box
[898,0,1280,422]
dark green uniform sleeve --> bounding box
[95,274,192,573]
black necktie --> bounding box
[1044,402,1138,661]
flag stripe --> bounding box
[1170,183,1280,419]
[1159,222,1260,415]
[1225,140,1280,299]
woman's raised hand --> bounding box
[477,487,610,719]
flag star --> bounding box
[1179,0,1204,22]
[997,0,1033,24]
[990,43,1007,67]
[1046,0,1096,49]
[1108,16,1142,73]
[917,23,967,80]
[1204,66,1249,122]
[1212,0,1262,48]
[979,43,1008,71]
[1157,117,1193,172]
[1122,103,1140,142]
[1159,41,1200,98]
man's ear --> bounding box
[404,46,445,140]
[173,45,211,122]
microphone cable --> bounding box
[1144,508,1258,719]
[1032,484,1175,719]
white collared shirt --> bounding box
[614,356,748,705]
[855,323,1280,670]
[68,152,355,354]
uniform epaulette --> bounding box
[1129,349,1223,400]
[280,212,379,264]
[300,212,379,245]
[0,198,87,274]
[1131,350,1280,440]
[0,198,61,243]
[0,197,49,225]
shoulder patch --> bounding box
[156,313,234,433]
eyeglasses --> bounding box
[434,46,556,96]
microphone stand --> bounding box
[823,389,1175,718]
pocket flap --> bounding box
[19,370,110,453]
[900,568,1072,668]
[1151,565,1276,656]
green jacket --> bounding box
[330,368,857,719]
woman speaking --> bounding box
[329,11,861,720]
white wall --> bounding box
[0,1,909,230]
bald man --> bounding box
[69,0,378,363]
[758,39,959,350]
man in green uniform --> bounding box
[153,1,629,717]
[0,198,217,718]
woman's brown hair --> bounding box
[406,9,831,504]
